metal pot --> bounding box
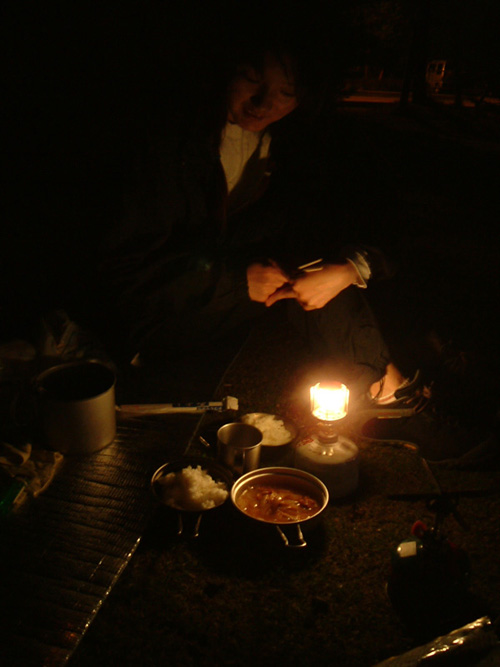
[231,467,329,548]
[36,360,116,455]
[151,456,234,538]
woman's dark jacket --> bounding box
[90,99,391,359]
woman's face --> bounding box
[227,52,299,132]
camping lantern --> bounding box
[294,381,359,499]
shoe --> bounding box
[351,372,499,466]
[350,370,431,422]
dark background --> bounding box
[3,1,499,313]
[3,0,500,367]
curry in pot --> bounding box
[236,482,321,523]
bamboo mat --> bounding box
[0,417,200,666]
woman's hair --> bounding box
[153,2,350,150]
[216,8,346,116]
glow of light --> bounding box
[310,382,349,422]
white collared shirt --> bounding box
[220,122,271,213]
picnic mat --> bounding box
[0,416,204,666]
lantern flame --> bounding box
[310,382,349,422]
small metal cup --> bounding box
[217,422,262,476]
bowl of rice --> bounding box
[151,456,234,537]
[240,413,297,466]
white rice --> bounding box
[241,413,292,446]
[158,465,228,511]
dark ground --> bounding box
[60,101,500,666]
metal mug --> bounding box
[36,360,116,455]
[217,422,262,476]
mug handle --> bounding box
[8,378,41,439]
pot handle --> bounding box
[176,512,203,539]
[276,524,307,549]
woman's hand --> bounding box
[246,261,290,303]
[266,263,359,310]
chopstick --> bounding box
[296,258,324,273]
